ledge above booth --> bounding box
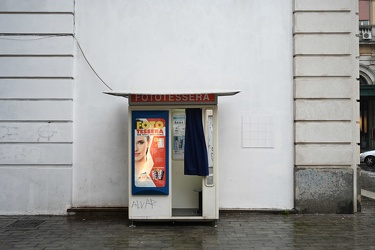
[104,90,241,106]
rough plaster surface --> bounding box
[295,168,353,214]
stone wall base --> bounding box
[295,168,354,214]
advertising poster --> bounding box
[132,111,169,195]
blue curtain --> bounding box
[184,108,209,176]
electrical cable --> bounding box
[73,35,113,91]
[0,35,59,41]
[0,34,113,91]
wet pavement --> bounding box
[1,198,375,249]
[360,163,375,173]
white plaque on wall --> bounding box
[242,115,274,148]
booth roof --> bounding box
[103,90,241,98]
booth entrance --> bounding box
[105,91,239,221]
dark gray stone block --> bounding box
[295,168,354,214]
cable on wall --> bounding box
[73,36,113,91]
[0,34,113,91]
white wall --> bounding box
[1,0,360,214]
[0,0,74,214]
[74,0,294,209]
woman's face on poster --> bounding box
[135,136,149,161]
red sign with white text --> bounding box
[130,94,217,105]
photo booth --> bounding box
[105,90,239,221]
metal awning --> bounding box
[104,89,241,97]
[104,90,240,105]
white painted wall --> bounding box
[0,0,74,214]
[74,0,294,209]
[0,0,360,214]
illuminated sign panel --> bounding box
[129,94,217,105]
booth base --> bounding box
[172,208,201,217]
[129,218,218,223]
[129,209,218,222]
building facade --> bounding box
[359,0,375,151]
[0,0,359,214]
[294,0,359,213]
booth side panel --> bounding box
[202,108,219,219]
[128,108,172,219]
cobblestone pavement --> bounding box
[1,198,375,249]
